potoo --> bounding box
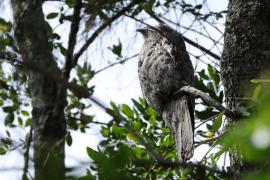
[138,24,195,162]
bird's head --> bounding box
[137,27,157,40]
[137,23,175,41]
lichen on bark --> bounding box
[12,0,67,179]
[221,0,270,173]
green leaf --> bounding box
[252,85,262,101]
[112,125,126,138]
[66,0,76,8]
[101,127,110,137]
[109,40,122,57]
[0,99,4,106]
[18,117,23,126]
[25,118,32,127]
[3,106,16,113]
[0,146,7,155]
[46,12,59,19]
[132,99,145,113]
[66,132,73,146]
[198,69,209,80]
[143,0,154,13]
[127,132,139,143]
[6,130,10,137]
[4,113,14,125]
[195,76,219,101]
[80,113,94,123]
[250,79,259,84]
[212,111,224,131]
[207,64,220,88]
[250,79,270,84]
[122,104,134,118]
[57,43,67,55]
[21,110,29,117]
[110,101,119,114]
[52,33,61,40]
[0,80,8,89]
[86,147,98,160]
[0,18,11,33]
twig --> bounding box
[69,116,109,125]
[194,136,219,148]
[183,37,220,60]
[22,126,33,180]
[195,114,219,129]
[73,0,141,63]
[94,54,138,75]
[64,0,82,78]
[133,11,221,60]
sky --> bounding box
[0,0,228,179]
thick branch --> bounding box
[175,86,234,118]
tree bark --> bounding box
[221,0,270,173]
[12,1,67,179]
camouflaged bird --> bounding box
[138,24,195,162]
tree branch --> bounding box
[135,159,240,178]
[73,0,141,64]
[94,53,138,75]
[64,0,82,78]
[132,10,221,60]
[175,86,234,118]
[182,36,220,60]
[0,51,108,112]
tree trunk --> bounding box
[221,0,270,173]
[12,1,67,179]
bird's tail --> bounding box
[162,96,194,162]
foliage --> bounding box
[0,0,269,179]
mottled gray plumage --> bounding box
[138,24,194,162]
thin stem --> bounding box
[22,126,33,180]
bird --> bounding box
[137,24,195,162]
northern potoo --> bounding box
[138,24,195,162]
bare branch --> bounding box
[73,0,141,64]
[64,0,82,78]
[134,11,221,60]
[94,54,138,75]
[182,36,220,60]
[175,86,234,118]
